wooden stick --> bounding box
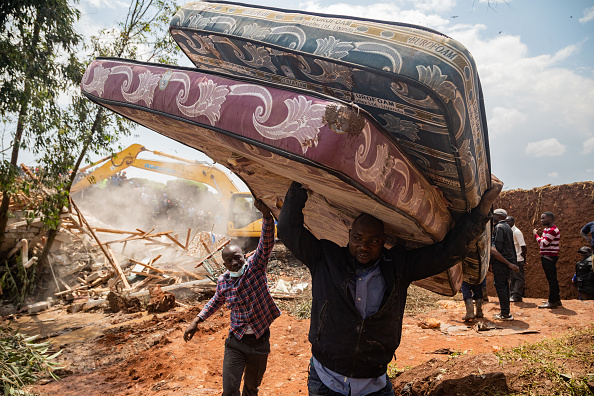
[185,228,192,249]
[176,265,204,280]
[105,245,131,290]
[102,231,174,245]
[129,258,165,274]
[55,284,89,296]
[149,255,162,265]
[195,239,231,268]
[131,271,166,279]
[91,228,142,235]
[69,197,131,290]
[165,233,187,250]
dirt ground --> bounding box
[13,292,592,395]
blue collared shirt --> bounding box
[314,259,387,395]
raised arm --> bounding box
[401,176,502,282]
[277,182,323,269]
[250,199,275,271]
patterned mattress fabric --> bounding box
[81,58,465,295]
[168,1,493,287]
[169,1,491,216]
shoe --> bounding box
[509,296,522,302]
[475,299,484,319]
[538,301,560,308]
[493,313,514,320]
[462,299,475,321]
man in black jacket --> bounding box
[277,178,503,396]
[491,209,519,320]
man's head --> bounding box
[348,213,385,267]
[579,246,592,258]
[493,208,508,222]
[540,212,555,226]
[222,244,246,273]
[505,216,515,227]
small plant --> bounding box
[496,326,594,395]
[0,326,62,395]
[387,362,411,379]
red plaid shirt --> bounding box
[197,217,280,339]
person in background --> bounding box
[277,177,503,396]
[491,209,519,320]
[461,246,517,321]
[573,246,594,300]
[183,200,279,396]
[533,212,562,309]
[506,216,527,302]
[580,221,594,254]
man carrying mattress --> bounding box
[277,178,503,396]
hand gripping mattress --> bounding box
[81,58,479,295]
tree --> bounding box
[0,0,81,251]
[34,0,181,267]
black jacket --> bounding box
[576,256,594,295]
[493,220,516,264]
[277,182,490,378]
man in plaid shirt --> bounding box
[184,199,280,396]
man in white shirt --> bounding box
[506,216,527,302]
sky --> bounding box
[34,0,594,190]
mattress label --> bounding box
[406,37,458,61]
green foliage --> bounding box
[497,326,594,395]
[0,326,61,395]
[0,257,38,309]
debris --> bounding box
[146,285,176,313]
[418,318,441,329]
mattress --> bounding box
[81,57,467,295]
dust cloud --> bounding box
[72,178,228,238]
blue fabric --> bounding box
[308,358,394,396]
[348,261,385,319]
[461,280,483,300]
[581,221,594,250]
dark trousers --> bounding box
[222,329,270,396]
[509,261,525,299]
[492,261,511,315]
[461,279,484,300]
[541,256,560,303]
[307,359,394,396]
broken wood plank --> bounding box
[185,228,192,249]
[102,231,174,245]
[69,197,131,290]
[195,239,231,268]
[131,271,167,279]
[91,228,142,235]
[129,258,165,274]
[55,284,89,296]
[176,265,204,280]
[105,245,132,290]
[165,233,186,250]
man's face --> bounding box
[222,246,245,272]
[348,219,385,266]
[540,214,552,226]
[505,217,514,227]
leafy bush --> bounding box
[0,326,61,395]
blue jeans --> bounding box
[492,261,511,315]
[461,279,484,300]
[308,360,394,396]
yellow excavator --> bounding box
[71,144,263,238]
